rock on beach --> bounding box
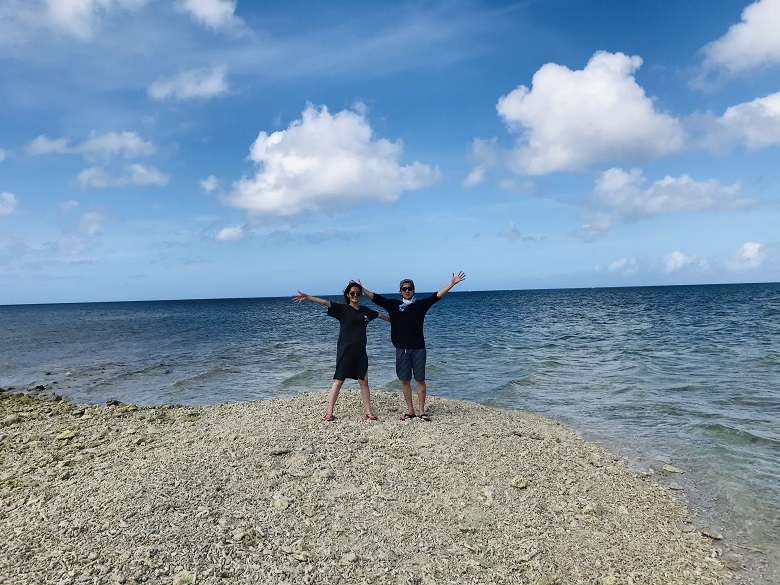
[0,390,732,584]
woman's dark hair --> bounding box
[343,281,362,303]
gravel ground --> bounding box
[1,389,733,585]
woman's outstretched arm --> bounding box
[292,291,332,308]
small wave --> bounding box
[694,422,780,448]
[510,378,535,387]
[173,367,241,388]
[281,369,326,388]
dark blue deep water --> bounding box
[2,284,779,582]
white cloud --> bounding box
[126,163,169,185]
[608,257,639,275]
[0,192,19,215]
[59,199,80,212]
[200,175,219,191]
[727,242,765,271]
[0,149,7,161]
[77,167,113,188]
[663,251,694,273]
[55,236,91,256]
[28,135,71,155]
[177,0,243,30]
[28,131,154,160]
[463,167,485,188]
[703,0,780,72]
[148,67,229,102]
[216,226,244,241]
[581,168,755,235]
[713,92,780,150]
[496,51,686,175]
[497,221,520,241]
[78,164,169,188]
[44,0,148,40]
[464,137,500,187]
[78,211,105,235]
[224,104,440,216]
[78,131,155,160]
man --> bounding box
[361,272,466,421]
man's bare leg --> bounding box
[417,380,428,419]
[401,380,416,418]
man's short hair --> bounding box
[399,278,415,290]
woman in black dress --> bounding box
[293,281,388,421]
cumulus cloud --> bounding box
[28,131,154,159]
[703,0,780,72]
[215,226,244,241]
[663,251,695,273]
[224,104,440,216]
[44,0,148,40]
[28,132,162,189]
[78,164,169,188]
[78,211,106,235]
[497,221,520,241]
[0,192,19,215]
[608,257,639,275]
[727,242,765,271]
[200,175,219,191]
[711,92,780,150]
[148,67,229,102]
[78,131,155,160]
[59,199,80,212]
[177,0,243,30]
[464,137,501,187]
[28,135,71,155]
[496,51,686,175]
[581,168,755,236]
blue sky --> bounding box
[1,0,780,304]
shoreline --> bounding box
[1,389,733,584]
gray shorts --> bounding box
[396,348,427,382]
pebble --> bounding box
[0,390,733,585]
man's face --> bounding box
[400,283,415,299]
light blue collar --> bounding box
[399,296,416,311]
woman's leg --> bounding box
[358,375,376,418]
[325,379,344,420]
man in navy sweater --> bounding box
[361,271,466,421]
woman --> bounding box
[293,281,388,421]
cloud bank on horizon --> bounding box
[1,0,779,303]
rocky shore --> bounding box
[1,389,732,585]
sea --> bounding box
[2,283,778,584]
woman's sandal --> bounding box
[400,412,416,420]
[323,414,336,422]
[418,413,432,422]
[365,413,378,421]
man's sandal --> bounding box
[400,412,416,420]
[418,413,432,422]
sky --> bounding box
[1,0,780,304]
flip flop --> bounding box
[323,414,336,422]
[419,413,432,422]
[400,413,416,420]
[365,414,378,421]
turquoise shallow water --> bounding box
[2,283,778,583]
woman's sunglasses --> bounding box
[400,287,414,292]
[348,291,362,297]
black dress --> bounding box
[327,303,379,380]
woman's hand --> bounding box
[292,291,308,304]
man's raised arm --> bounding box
[436,271,466,298]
